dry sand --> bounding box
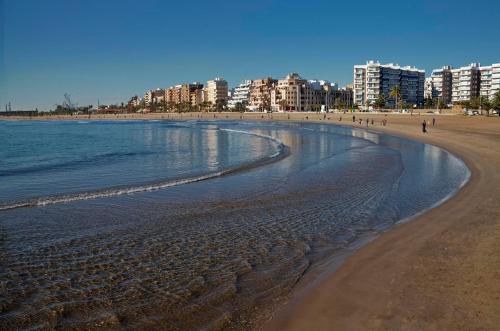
[4,111,500,330]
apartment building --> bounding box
[451,63,481,103]
[424,78,434,100]
[249,77,277,111]
[228,80,252,109]
[205,77,228,105]
[430,65,453,104]
[270,73,352,112]
[144,90,153,105]
[353,60,425,108]
[491,63,500,99]
[480,65,492,99]
[165,85,182,104]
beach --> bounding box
[2,112,500,330]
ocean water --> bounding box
[0,120,469,330]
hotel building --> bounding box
[270,73,352,112]
[205,77,229,105]
[228,80,253,109]
[353,60,425,108]
[451,63,481,103]
[430,65,453,104]
[491,63,500,99]
[249,78,277,111]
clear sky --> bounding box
[1,0,499,111]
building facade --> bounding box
[353,60,425,108]
[205,77,229,106]
[491,63,500,99]
[249,77,277,111]
[452,63,481,103]
[430,65,453,104]
[228,80,252,109]
[270,73,352,112]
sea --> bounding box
[0,119,470,330]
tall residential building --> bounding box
[430,65,453,104]
[144,90,153,106]
[491,63,500,99]
[424,78,434,100]
[205,77,228,105]
[452,63,481,103]
[353,60,425,108]
[165,85,182,104]
[480,65,492,99]
[180,83,204,106]
[249,77,277,111]
[228,80,252,109]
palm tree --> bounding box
[278,98,288,112]
[390,86,401,111]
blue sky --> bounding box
[1,0,499,111]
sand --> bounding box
[4,111,500,330]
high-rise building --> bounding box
[430,65,453,104]
[491,63,500,100]
[353,60,425,108]
[228,80,252,109]
[480,65,492,100]
[424,77,434,100]
[205,77,228,105]
[451,63,481,103]
[249,77,277,111]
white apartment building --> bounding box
[452,63,481,103]
[489,63,500,99]
[353,60,425,108]
[144,90,153,105]
[205,77,229,105]
[424,77,434,99]
[228,80,252,109]
[479,65,492,99]
[430,65,453,104]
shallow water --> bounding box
[0,120,469,330]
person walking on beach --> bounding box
[359,118,362,125]
[353,115,356,122]
[371,118,374,125]
[422,120,427,133]
[366,118,369,127]
[432,117,436,126]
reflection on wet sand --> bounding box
[0,121,469,330]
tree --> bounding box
[234,102,247,113]
[390,86,401,111]
[437,98,446,109]
[491,91,500,115]
[424,97,434,109]
[374,93,385,110]
[365,98,371,111]
[278,98,288,111]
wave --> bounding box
[0,130,287,211]
[0,151,157,177]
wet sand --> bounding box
[4,112,500,330]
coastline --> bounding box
[4,112,500,329]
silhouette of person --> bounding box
[422,120,427,133]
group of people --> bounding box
[422,117,436,133]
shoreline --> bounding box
[5,112,500,329]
